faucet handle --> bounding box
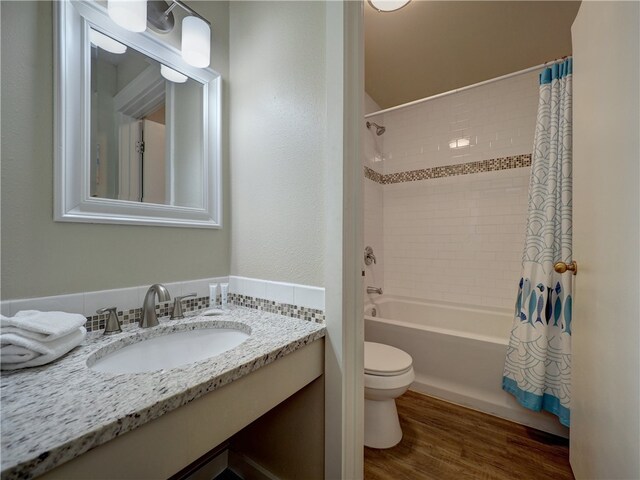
[96,307,122,335]
[170,293,197,320]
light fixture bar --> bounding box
[161,0,211,26]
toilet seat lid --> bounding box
[364,342,413,376]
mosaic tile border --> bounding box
[364,166,384,184]
[84,294,325,332]
[85,296,212,332]
[228,293,325,324]
[364,154,532,185]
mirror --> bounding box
[55,1,221,228]
[90,33,204,208]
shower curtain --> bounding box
[502,58,573,427]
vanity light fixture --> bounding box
[160,64,188,83]
[107,0,147,33]
[181,16,211,68]
[89,29,127,54]
[368,0,411,12]
[108,0,211,69]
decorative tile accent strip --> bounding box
[84,294,325,332]
[364,154,532,185]
[229,293,325,324]
[84,296,213,332]
[364,165,384,184]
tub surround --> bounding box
[363,72,538,311]
[0,307,326,479]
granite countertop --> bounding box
[0,306,326,479]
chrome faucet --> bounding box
[367,286,383,295]
[140,284,171,328]
[97,307,122,335]
[170,292,197,320]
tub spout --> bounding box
[367,286,383,295]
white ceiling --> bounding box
[365,1,581,109]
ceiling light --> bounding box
[368,0,411,12]
[90,29,127,54]
[108,0,147,33]
[181,16,211,68]
[161,65,188,83]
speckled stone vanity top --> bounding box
[0,306,325,479]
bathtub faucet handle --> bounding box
[365,246,377,265]
[367,286,383,295]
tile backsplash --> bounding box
[1,276,326,331]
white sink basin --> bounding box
[89,326,250,374]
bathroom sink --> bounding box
[88,326,250,374]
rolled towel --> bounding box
[0,310,87,342]
[0,326,87,370]
[0,345,39,363]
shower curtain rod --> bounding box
[364,57,569,118]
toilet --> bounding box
[364,341,415,449]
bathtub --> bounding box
[365,295,569,438]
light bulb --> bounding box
[161,65,188,83]
[108,0,147,33]
[90,29,127,54]
[181,16,210,68]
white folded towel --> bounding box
[0,326,86,370]
[0,310,87,341]
[0,345,39,363]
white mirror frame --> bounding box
[54,0,222,228]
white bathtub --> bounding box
[365,296,569,437]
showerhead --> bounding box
[366,121,386,136]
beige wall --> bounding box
[230,376,324,479]
[0,1,231,300]
[365,1,580,109]
[228,1,326,287]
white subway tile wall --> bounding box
[363,72,539,309]
[376,71,539,174]
[364,178,384,298]
[364,94,385,300]
[383,168,530,308]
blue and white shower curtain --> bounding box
[502,58,573,427]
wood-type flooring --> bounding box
[364,391,573,480]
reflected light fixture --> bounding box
[90,29,127,54]
[161,65,188,83]
[108,0,212,70]
[449,138,470,149]
[368,0,411,12]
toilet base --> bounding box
[364,397,402,449]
